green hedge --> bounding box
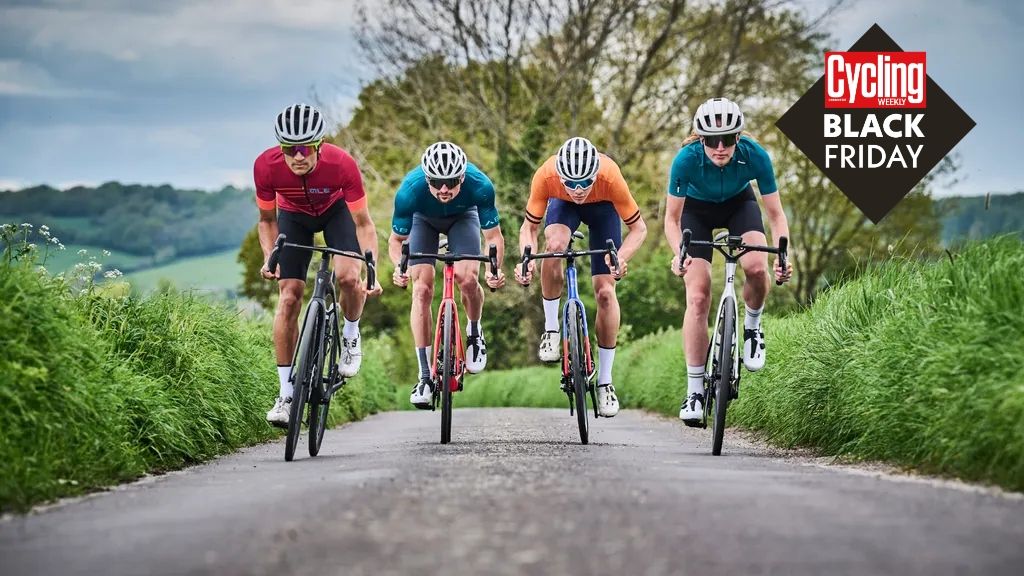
[465,237,1024,491]
[0,260,397,511]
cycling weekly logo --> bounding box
[776,24,974,223]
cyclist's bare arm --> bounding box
[663,196,685,258]
[349,202,379,263]
[482,225,506,288]
[761,193,793,281]
[258,207,280,279]
[388,232,411,288]
[617,215,647,262]
[516,218,540,284]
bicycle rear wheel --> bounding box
[440,301,455,444]
[568,304,589,445]
[712,300,735,456]
[308,304,337,457]
[286,301,322,462]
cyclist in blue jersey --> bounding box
[388,141,506,408]
[664,98,794,426]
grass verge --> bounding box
[466,237,1024,491]
[0,253,396,512]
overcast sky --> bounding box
[0,0,1019,197]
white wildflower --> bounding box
[102,250,111,257]
[78,249,88,256]
[104,269,123,279]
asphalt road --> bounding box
[1,408,1022,576]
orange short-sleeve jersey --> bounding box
[525,154,641,226]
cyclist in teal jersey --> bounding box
[664,98,794,425]
[388,142,506,408]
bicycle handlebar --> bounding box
[266,234,377,291]
[398,241,501,291]
[519,240,620,287]
[679,229,789,285]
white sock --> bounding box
[687,365,704,397]
[744,304,763,331]
[598,346,615,385]
[543,298,560,332]
[278,365,292,399]
[466,320,481,337]
[343,317,360,339]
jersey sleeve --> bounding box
[606,162,641,225]
[254,155,277,211]
[667,149,690,198]
[391,181,414,236]
[339,150,368,209]
[475,175,501,230]
[525,168,550,224]
[749,142,778,195]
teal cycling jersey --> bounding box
[391,162,501,235]
[667,136,778,202]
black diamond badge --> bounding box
[775,24,975,223]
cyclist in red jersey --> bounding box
[255,103,382,427]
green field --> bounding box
[36,243,155,274]
[126,249,243,294]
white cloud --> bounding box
[0,178,30,191]
[0,59,108,97]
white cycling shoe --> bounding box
[679,392,704,427]
[742,328,766,372]
[338,335,362,377]
[410,378,433,409]
[538,331,560,363]
[597,384,619,417]
[465,334,487,374]
[266,396,291,428]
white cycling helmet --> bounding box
[555,137,600,181]
[421,141,468,179]
[692,98,744,136]
[274,103,326,144]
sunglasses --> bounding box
[280,141,322,157]
[701,133,739,148]
[562,177,594,190]
[427,177,461,190]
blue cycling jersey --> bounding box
[667,136,778,202]
[391,163,501,235]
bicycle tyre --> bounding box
[568,304,589,445]
[712,300,735,456]
[286,301,321,461]
[308,306,337,457]
[440,301,454,444]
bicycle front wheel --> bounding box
[308,304,337,457]
[712,300,735,456]
[286,300,322,462]
[568,304,589,445]
[440,301,455,444]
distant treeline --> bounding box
[936,192,1024,245]
[0,182,256,258]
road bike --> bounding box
[266,233,376,461]
[680,229,787,455]
[521,231,619,444]
[399,239,499,444]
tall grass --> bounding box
[0,226,398,511]
[466,237,1024,491]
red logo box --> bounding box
[825,51,926,109]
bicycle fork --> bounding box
[707,260,740,400]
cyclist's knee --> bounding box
[742,260,769,284]
[412,279,434,304]
[277,287,303,317]
[543,228,569,252]
[595,282,617,309]
[686,289,711,312]
[456,271,480,294]
[335,269,360,292]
